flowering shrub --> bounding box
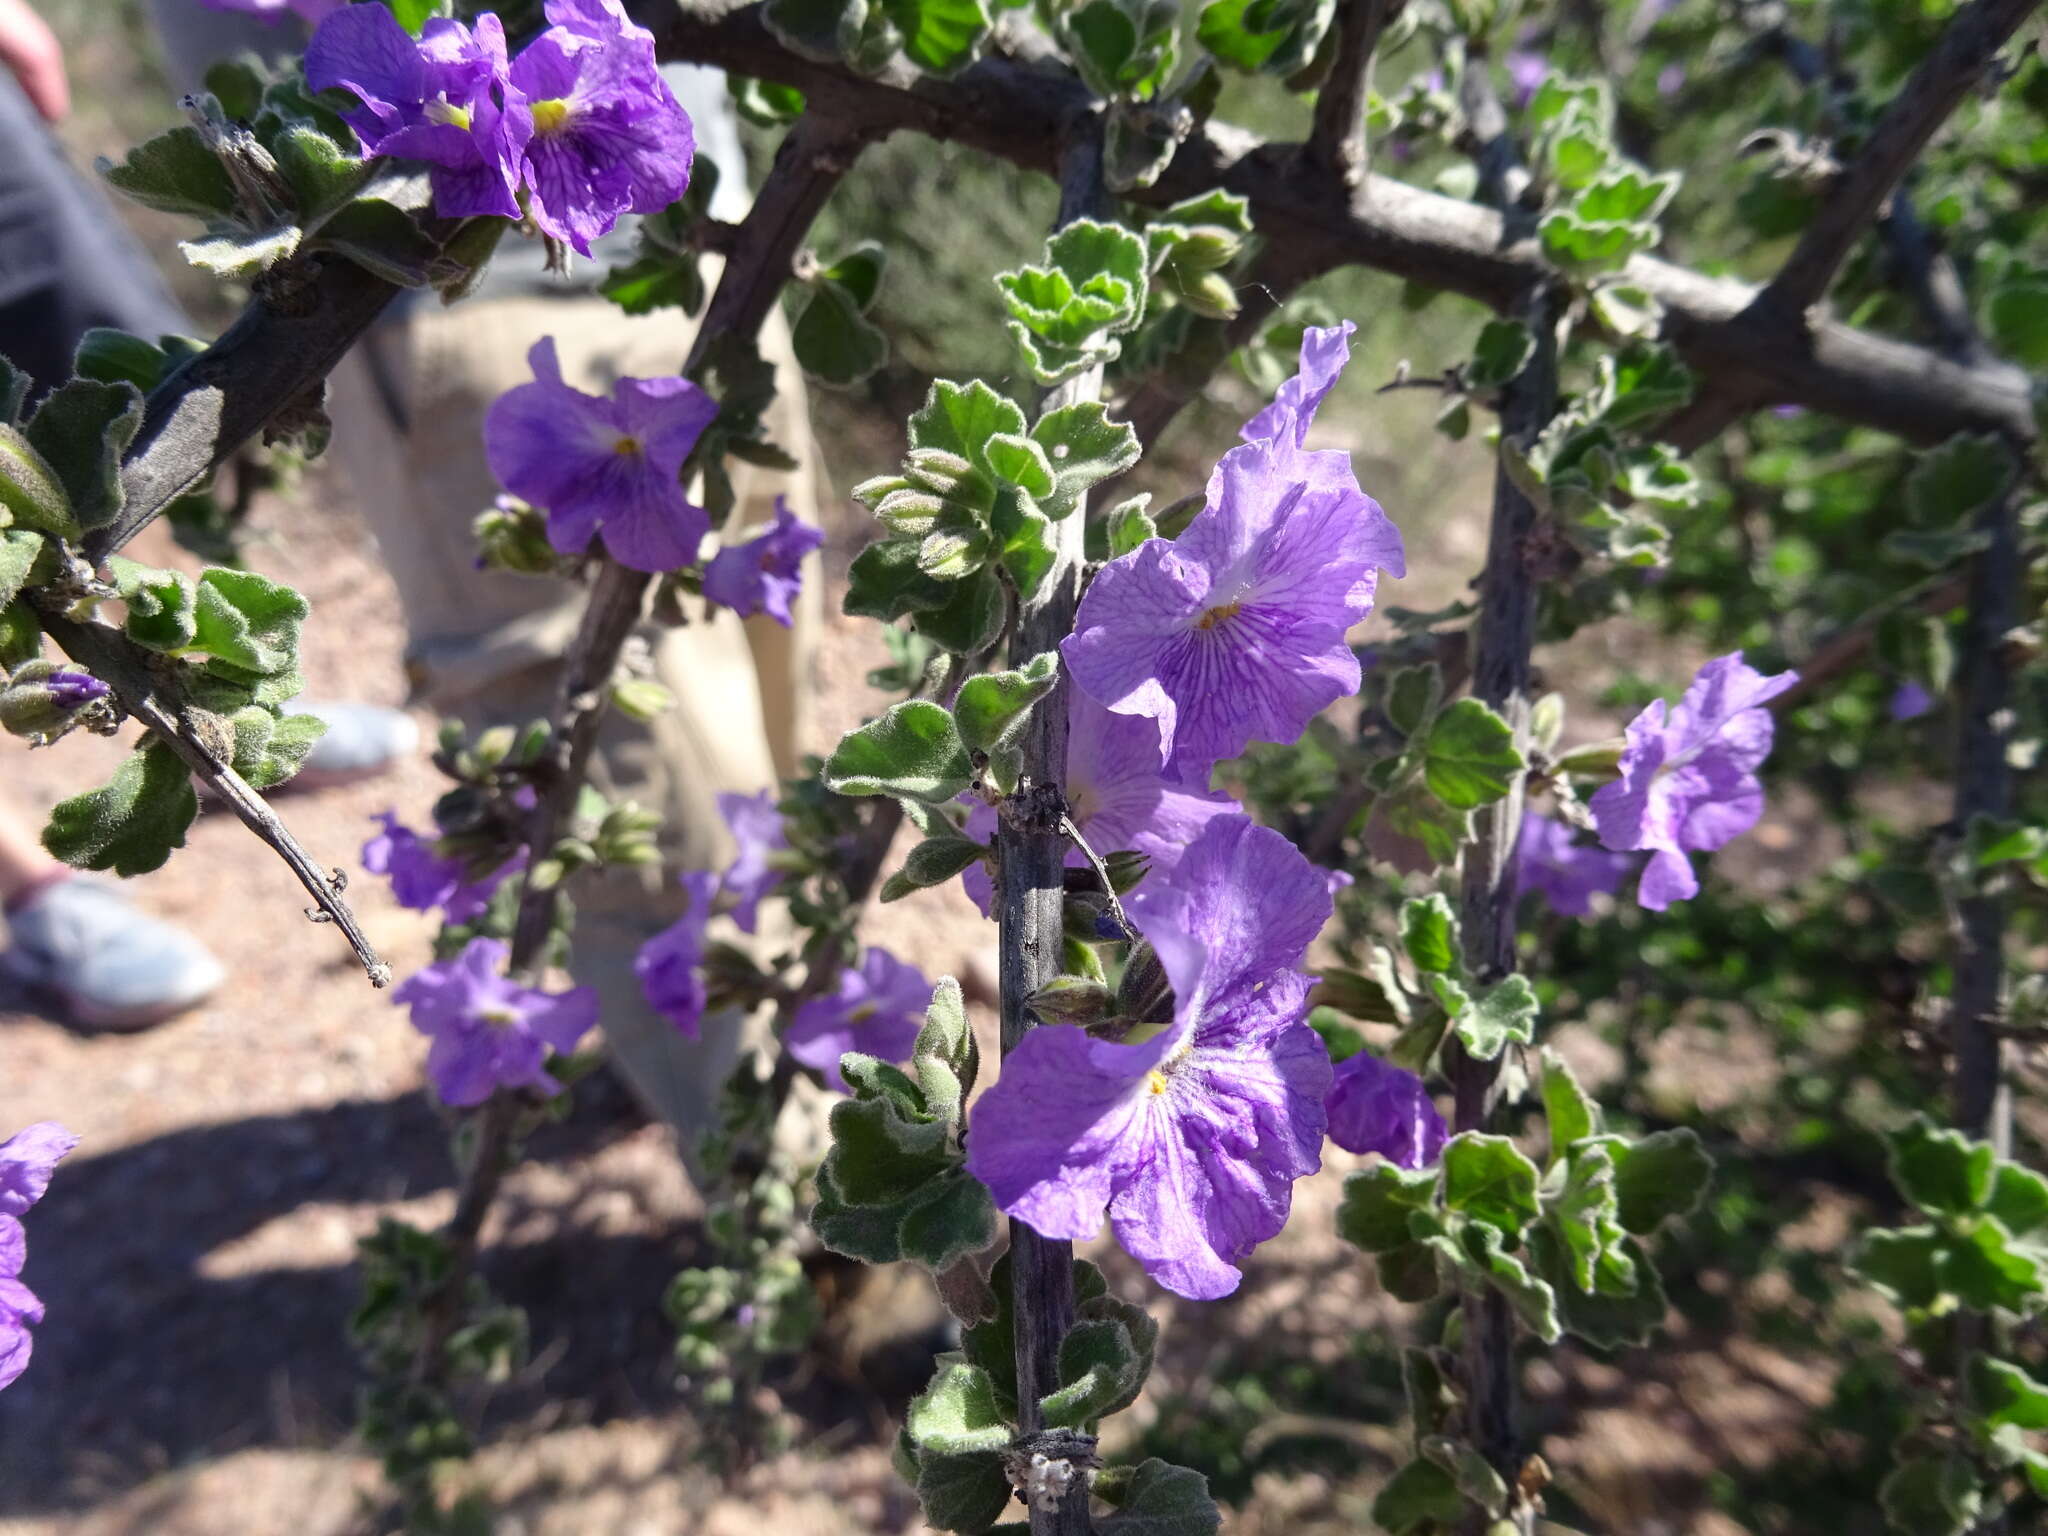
[3,0,2045,1533]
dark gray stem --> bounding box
[997,120,1108,1536]
[1950,482,2017,1148]
[1309,0,1398,187]
[1445,285,1559,1536]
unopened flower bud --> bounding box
[473,496,562,575]
[0,660,111,739]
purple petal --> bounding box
[0,1124,78,1218]
[1325,1053,1447,1166]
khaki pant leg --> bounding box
[324,291,822,1171]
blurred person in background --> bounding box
[156,0,827,1166]
[0,0,417,1027]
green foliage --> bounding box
[954,651,1059,755]
[825,701,975,802]
[998,219,1151,383]
[793,241,890,387]
[1196,0,1335,77]
[42,742,198,877]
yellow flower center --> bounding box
[479,1004,521,1030]
[847,1002,879,1025]
[530,97,572,135]
[1145,1069,1169,1095]
[1194,601,1242,631]
[425,98,471,131]
[612,434,643,457]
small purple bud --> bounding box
[1890,681,1936,721]
[1,662,111,739]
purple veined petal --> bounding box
[1107,1105,1248,1300]
[636,870,718,1038]
[615,375,718,475]
[965,1021,1181,1242]
[784,946,931,1092]
[522,987,600,1057]
[1636,848,1699,911]
[1240,321,1356,448]
[424,1027,506,1107]
[595,461,709,573]
[1516,811,1634,918]
[0,1275,41,1392]
[0,1123,78,1218]
[1590,700,1670,854]
[1149,620,1361,782]
[0,1215,22,1280]
[1325,1052,1447,1166]
[1662,653,1798,765]
[483,338,614,513]
[702,500,826,627]
[305,2,428,125]
[716,789,786,934]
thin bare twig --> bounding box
[1309,0,1401,188]
[37,606,390,985]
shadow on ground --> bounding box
[0,1072,706,1515]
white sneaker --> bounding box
[1,879,225,1030]
[283,701,421,791]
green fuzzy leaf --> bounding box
[955,651,1059,754]
[992,486,1056,602]
[1537,209,1653,274]
[1879,1453,1983,1536]
[881,0,994,74]
[180,224,303,280]
[1890,1118,1996,1217]
[229,706,327,791]
[809,1162,909,1263]
[793,278,889,387]
[272,125,366,223]
[1602,1128,1713,1234]
[1458,1220,1562,1343]
[1400,893,1458,974]
[1106,495,1157,556]
[916,975,974,1076]
[884,836,988,901]
[1337,1161,1439,1253]
[1375,782,1471,867]
[1856,1224,1945,1310]
[1041,1316,1144,1428]
[1466,319,1534,392]
[897,1170,999,1270]
[914,1447,1013,1533]
[25,380,144,534]
[1987,1162,2048,1237]
[1422,698,1523,810]
[1884,524,1994,569]
[1575,166,1678,225]
[1528,1224,1668,1349]
[191,568,308,676]
[1971,1353,2048,1433]
[1904,434,2014,524]
[73,329,176,393]
[101,126,239,219]
[0,530,43,608]
[0,601,39,669]
[1539,1046,1600,1164]
[912,566,1007,654]
[825,701,973,802]
[1943,1215,2046,1313]
[1370,1458,1464,1534]
[0,427,68,538]
[308,197,437,286]
[821,241,887,311]
[109,558,198,652]
[826,1096,949,1204]
[983,434,1056,499]
[1032,400,1141,520]
[911,380,1028,477]
[1449,973,1539,1061]
[1597,342,1695,430]
[43,743,198,877]
[600,253,706,317]
[1443,1133,1541,1236]
[908,1360,1013,1455]
[845,537,952,621]
[1987,282,2048,369]
[1096,1458,1221,1536]
[1195,0,1335,76]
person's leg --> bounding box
[0,796,223,1029]
[324,290,824,1166]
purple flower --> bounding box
[391,937,597,1107]
[1891,681,1936,721]
[1657,62,1687,97]
[1,1122,78,1395]
[509,0,696,256]
[484,337,719,573]
[702,499,825,627]
[966,816,1333,1300]
[200,0,344,20]
[44,669,108,710]
[716,790,785,935]
[361,812,522,924]
[1507,48,1549,108]
[785,947,934,1093]
[1591,653,1798,911]
[961,688,1240,915]
[305,4,531,219]
[1325,1054,1446,1168]
[1516,811,1635,917]
[0,1123,75,1221]
[1063,323,1405,785]
[636,871,718,1039]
